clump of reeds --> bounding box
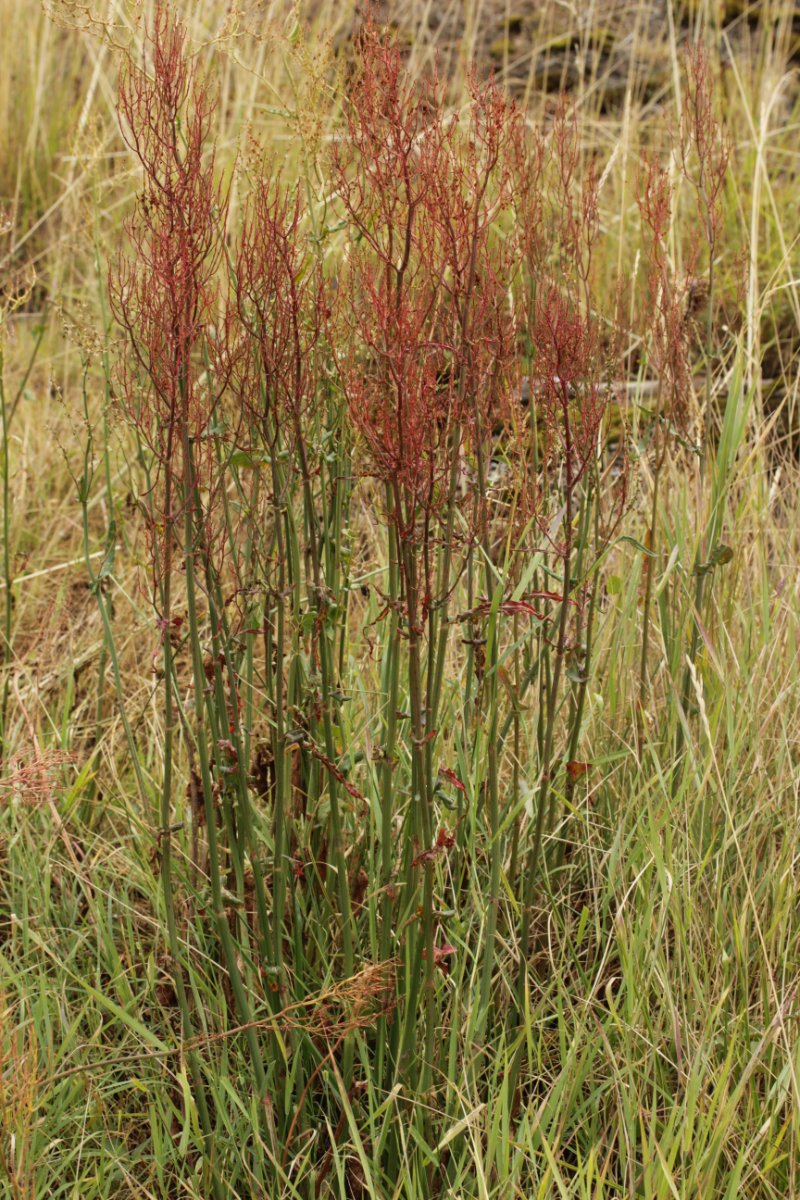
[89,4,740,1188]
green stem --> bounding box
[182,430,268,1098]
[518,471,574,1005]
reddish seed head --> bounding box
[109,5,230,590]
[235,175,322,443]
[533,286,605,490]
[333,16,519,545]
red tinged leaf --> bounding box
[499,600,546,620]
[411,846,439,868]
[305,743,367,804]
[411,822,459,867]
[566,760,590,781]
[469,594,579,623]
[414,729,438,747]
[422,943,457,974]
[438,767,466,794]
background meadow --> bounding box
[0,2,799,1197]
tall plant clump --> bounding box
[107,1,625,1115]
[100,5,741,1191]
